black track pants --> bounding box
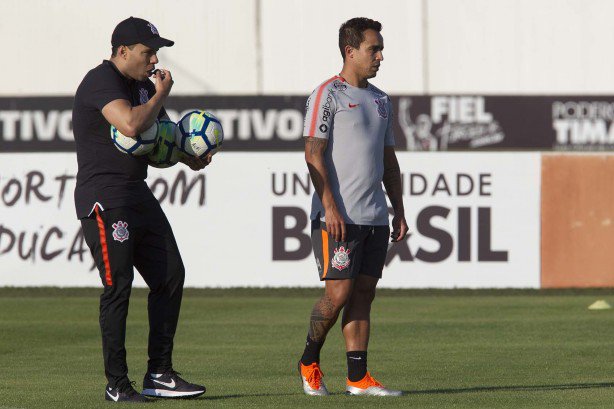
[81,199,185,386]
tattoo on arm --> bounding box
[304,137,330,203]
[308,294,339,342]
[305,137,327,156]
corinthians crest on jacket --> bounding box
[332,246,351,271]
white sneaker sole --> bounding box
[346,385,403,396]
[302,382,330,396]
[141,388,205,398]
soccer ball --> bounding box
[146,120,183,168]
[111,121,158,155]
[176,110,224,158]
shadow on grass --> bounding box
[146,384,614,400]
[199,391,413,400]
[409,382,614,395]
[181,392,299,401]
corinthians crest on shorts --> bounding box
[112,221,129,242]
[332,246,351,271]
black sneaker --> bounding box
[142,370,206,398]
[105,381,151,402]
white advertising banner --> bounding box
[0,152,540,288]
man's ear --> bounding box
[119,45,128,59]
[344,45,354,60]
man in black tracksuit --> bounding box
[72,17,211,402]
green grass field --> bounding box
[2,288,614,408]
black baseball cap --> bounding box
[111,17,174,49]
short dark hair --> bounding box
[338,17,382,60]
[111,44,136,57]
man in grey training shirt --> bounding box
[297,17,408,396]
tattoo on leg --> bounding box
[308,294,338,342]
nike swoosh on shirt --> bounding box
[348,357,362,360]
[349,103,359,108]
[152,378,176,388]
[106,390,119,401]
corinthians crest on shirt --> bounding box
[139,88,149,104]
[374,97,388,119]
[112,221,129,242]
[332,246,351,271]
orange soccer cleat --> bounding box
[298,362,330,396]
[346,372,403,396]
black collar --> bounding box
[103,60,135,85]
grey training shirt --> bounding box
[303,76,395,226]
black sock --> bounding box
[300,335,324,365]
[347,351,368,382]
